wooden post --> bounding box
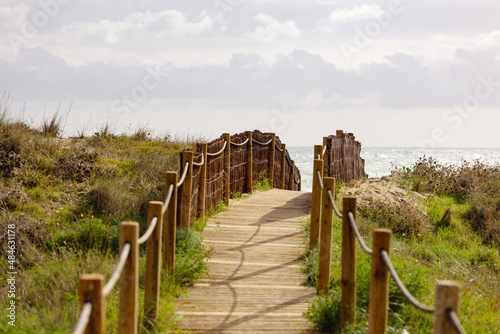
[298,175,301,191]
[288,160,295,190]
[322,137,330,179]
[433,281,461,334]
[341,196,357,330]
[163,172,177,277]
[79,274,105,334]
[280,143,287,190]
[119,222,139,334]
[179,151,193,228]
[245,131,253,194]
[336,130,344,136]
[223,133,231,204]
[368,229,392,334]
[309,158,324,250]
[268,133,276,188]
[198,143,207,218]
[314,145,323,161]
[143,201,164,326]
[318,177,335,294]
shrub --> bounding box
[359,200,429,235]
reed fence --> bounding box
[72,130,301,334]
[310,131,466,334]
[321,130,367,183]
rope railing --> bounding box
[252,138,273,146]
[71,130,301,333]
[103,242,131,297]
[230,137,249,146]
[312,131,466,334]
[137,216,158,245]
[162,183,174,215]
[346,211,372,255]
[322,144,327,156]
[448,309,467,334]
[192,153,204,166]
[380,249,434,313]
[177,161,190,187]
[73,302,92,334]
[275,142,284,151]
[206,140,227,156]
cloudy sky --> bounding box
[1,0,499,147]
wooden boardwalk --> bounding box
[175,189,318,333]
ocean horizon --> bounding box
[288,146,500,192]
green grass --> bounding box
[302,160,500,333]
[0,110,214,333]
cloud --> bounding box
[245,13,300,41]
[328,4,384,23]
[63,9,218,43]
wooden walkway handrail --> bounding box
[312,130,466,334]
[72,130,301,334]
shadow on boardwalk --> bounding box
[175,190,319,334]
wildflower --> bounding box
[92,215,94,219]
[56,210,59,214]
[81,213,84,217]
[402,233,405,236]
[418,233,421,237]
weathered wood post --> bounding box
[119,222,139,334]
[433,281,461,334]
[223,133,231,204]
[318,177,335,294]
[341,196,357,330]
[79,274,105,334]
[143,201,164,326]
[198,143,208,218]
[163,172,177,276]
[368,229,392,334]
[245,131,253,194]
[179,151,193,228]
[280,143,287,189]
[309,158,324,249]
[322,137,330,179]
[268,133,276,188]
[288,160,295,190]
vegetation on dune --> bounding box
[303,156,500,333]
[0,103,212,332]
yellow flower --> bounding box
[81,213,84,217]
[402,233,405,236]
[418,233,421,237]
[56,210,59,214]
[92,215,94,219]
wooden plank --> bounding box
[174,189,318,333]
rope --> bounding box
[286,154,293,167]
[207,141,227,156]
[448,309,467,334]
[252,138,273,146]
[162,183,174,215]
[275,142,284,152]
[137,216,158,245]
[326,189,343,218]
[322,144,327,156]
[316,170,324,191]
[192,153,204,167]
[73,302,92,334]
[230,138,249,146]
[380,249,435,314]
[346,211,373,255]
[177,161,190,187]
[294,174,300,184]
[103,242,131,297]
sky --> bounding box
[1,0,499,147]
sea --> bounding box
[288,147,500,192]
